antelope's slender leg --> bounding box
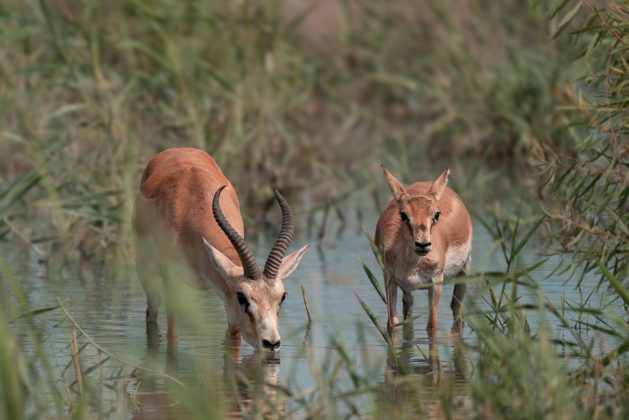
[385,272,399,328]
[160,262,178,339]
[427,273,443,335]
[138,268,160,324]
[166,305,178,339]
[402,290,414,320]
[145,292,161,323]
[451,256,470,334]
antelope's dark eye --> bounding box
[236,292,249,307]
[434,212,441,221]
[400,212,409,222]
[280,292,287,304]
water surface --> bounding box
[1,189,607,418]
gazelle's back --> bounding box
[133,148,243,271]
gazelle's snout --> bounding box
[414,241,432,255]
[258,316,282,352]
[262,339,281,351]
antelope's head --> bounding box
[381,165,450,256]
[203,186,309,352]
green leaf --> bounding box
[552,0,583,40]
[596,261,629,306]
[512,215,546,260]
[355,293,391,345]
[362,227,384,270]
[360,260,387,305]
[550,0,571,18]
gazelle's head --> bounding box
[203,186,309,352]
[381,165,450,256]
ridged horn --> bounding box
[263,189,294,280]
[212,185,260,280]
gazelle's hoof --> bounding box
[388,316,399,329]
[450,319,464,335]
[426,321,438,336]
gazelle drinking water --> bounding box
[133,148,309,351]
[375,165,472,335]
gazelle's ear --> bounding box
[275,244,309,281]
[429,169,450,201]
[381,164,408,202]
[203,238,244,280]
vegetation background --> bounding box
[0,0,627,418]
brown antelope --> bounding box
[133,148,309,351]
[375,165,472,335]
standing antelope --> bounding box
[375,165,472,334]
[133,148,309,351]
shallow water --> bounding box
[1,189,610,418]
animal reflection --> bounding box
[131,330,283,419]
[380,325,470,418]
[223,334,285,418]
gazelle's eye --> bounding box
[280,292,287,304]
[400,212,409,222]
[236,292,249,307]
[434,212,441,222]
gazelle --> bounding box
[133,148,309,351]
[375,165,472,335]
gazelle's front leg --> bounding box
[402,290,414,320]
[385,272,399,328]
[166,304,178,339]
[427,273,443,335]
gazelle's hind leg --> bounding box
[136,237,163,329]
[451,255,471,334]
[145,288,161,323]
[137,260,161,323]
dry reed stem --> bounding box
[301,285,312,323]
[70,329,83,396]
[57,298,184,387]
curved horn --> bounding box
[263,189,294,279]
[212,185,260,280]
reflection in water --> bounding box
[131,331,284,419]
[382,323,471,417]
[131,329,181,420]
[223,335,284,418]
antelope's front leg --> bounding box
[402,290,414,320]
[385,272,399,328]
[427,273,443,335]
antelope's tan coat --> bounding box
[133,148,308,349]
[375,167,472,334]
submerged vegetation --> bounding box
[0,0,628,418]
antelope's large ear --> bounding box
[381,164,408,202]
[203,237,244,280]
[275,244,309,280]
[429,168,450,201]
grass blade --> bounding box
[360,259,387,305]
[355,293,390,345]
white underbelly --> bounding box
[394,271,433,290]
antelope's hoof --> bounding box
[451,320,464,335]
[388,316,399,329]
